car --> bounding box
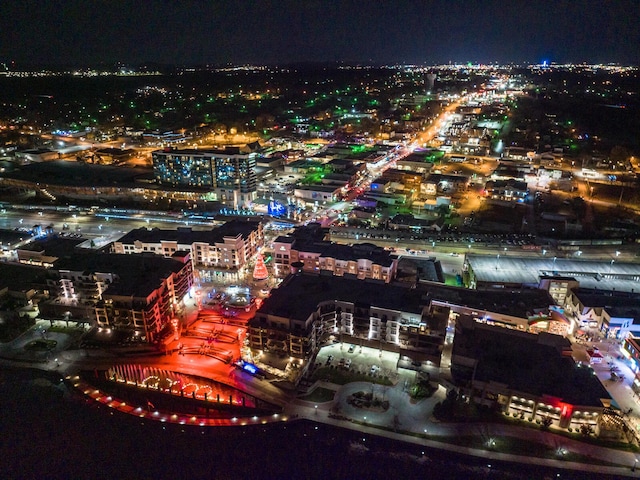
[370,365,379,375]
[339,358,345,366]
[325,355,334,366]
[348,344,355,353]
[345,358,352,368]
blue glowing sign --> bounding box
[242,363,258,374]
[268,200,287,217]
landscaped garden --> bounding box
[298,387,336,403]
[24,339,57,351]
[311,366,392,386]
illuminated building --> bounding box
[483,179,528,203]
[39,253,192,342]
[152,147,258,209]
[451,315,611,432]
[272,236,397,282]
[112,220,264,283]
[248,271,561,370]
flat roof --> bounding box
[0,263,47,292]
[256,273,422,321]
[152,147,246,156]
[256,272,553,323]
[2,160,154,187]
[0,228,32,246]
[573,289,640,321]
[116,220,261,245]
[54,253,186,299]
[453,318,610,407]
[468,254,640,293]
[294,185,340,193]
[422,283,553,318]
[18,236,85,256]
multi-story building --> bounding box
[451,315,611,432]
[248,272,560,369]
[247,272,441,365]
[564,289,640,338]
[112,220,264,283]
[40,252,192,342]
[272,236,397,282]
[152,147,258,208]
[484,179,528,203]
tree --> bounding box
[579,424,594,436]
[610,145,631,166]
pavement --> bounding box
[575,336,640,438]
[288,379,640,477]
[4,312,640,476]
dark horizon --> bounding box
[2,0,639,68]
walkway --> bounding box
[287,379,640,477]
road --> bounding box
[0,206,219,240]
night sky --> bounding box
[2,0,639,67]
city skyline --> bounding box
[2,0,639,67]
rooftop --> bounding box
[2,160,154,188]
[453,317,610,407]
[256,272,553,323]
[0,263,47,293]
[572,288,640,321]
[468,255,640,293]
[421,283,553,318]
[115,219,261,245]
[54,253,187,299]
[257,273,422,321]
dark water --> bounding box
[0,368,623,480]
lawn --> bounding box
[311,366,393,386]
[24,339,57,351]
[298,387,336,403]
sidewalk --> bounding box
[286,378,640,477]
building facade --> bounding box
[451,316,611,433]
[272,238,397,282]
[40,253,192,343]
[248,273,444,366]
[112,220,264,283]
[152,148,258,208]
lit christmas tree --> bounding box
[252,254,269,281]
